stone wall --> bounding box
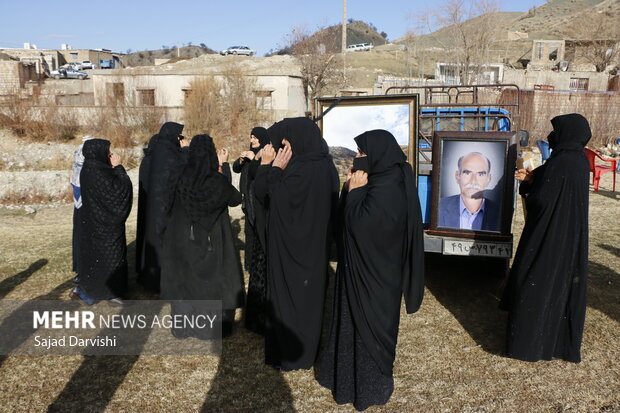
[0,62,22,93]
[503,68,610,92]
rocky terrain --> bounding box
[0,131,245,221]
[0,131,137,205]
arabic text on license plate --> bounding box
[442,239,512,258]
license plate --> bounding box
[442,239,512,258]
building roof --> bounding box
[93,54,302,77]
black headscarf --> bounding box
[341,129,424,376]
[176,135,237,232]
[250,127,270,154]
[549,113,592,153]
[82,138,111,167]
[267,117,329,156]
[158,121,184,147]
[500,113,591,362]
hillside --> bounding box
[124,45,217,67]
[397,12,524,49]
[277,20,388,55]
[398,0,619,49]
[507,0,617,37]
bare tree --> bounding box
[570,11,620,72]
[284,25,343,115]
[421,0,500,84]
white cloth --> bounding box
[70,137,94,208]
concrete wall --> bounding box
[58,49,117,66]
[91,73,306,117]
[0,61,38,93]
[503,68,610,92]
[0,49,63,71]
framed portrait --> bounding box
[429,131,518,240]
[315,94,419,182]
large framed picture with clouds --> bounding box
[315,95,419,181]
[429,131,518,239]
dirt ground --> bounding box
[0,173,618,412]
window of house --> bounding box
[70,52,79,61]
[137,89,155,106]
[548,47,558,61]
[569,78,589,91]
[182,88,193,102]
[106,82,125,105]
[535,43,544,60]
[255,90,273,110]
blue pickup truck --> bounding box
[316,85,528,274]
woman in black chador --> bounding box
[501,113,591,363]
[232,127,271,335]
[160,135,245,338]
[233,126,270,271]
[318,130,425,411]
[78,139,133,303]
[254,117,339,370]
[137,121,188,293]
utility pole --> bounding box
[342,0,347,53]
[342,0,347,83]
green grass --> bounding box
[0,173,618,412]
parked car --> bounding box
[81,60,96,69]
[346,43,374,52]
[220,46,255,56]
[50,67,88,80]
[67,62,83,70]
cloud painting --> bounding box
[321,103,410,151]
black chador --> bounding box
[254,117,339,370]
[135,132,158,274]
[79,139,133,300]
[137,122,188,292]
[232,126,271,335]
[500,113,591,363]
[233,126,270,270]
[318,130,425,411]
[160,135,244,338]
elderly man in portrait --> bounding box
[439,151,501,231]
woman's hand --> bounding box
[217,148,229,165]
[109,153,121,167]
[515,168,533,183]
[348,170,368,191]
[272,146,292,170]
[261,144,276,165]
[240,150,255,161]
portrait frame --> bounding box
[315,94,419,180]
[428,131,518,241]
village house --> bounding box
[90,55,307,121]
[0,44,123,76]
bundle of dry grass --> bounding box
[183,66,268,155]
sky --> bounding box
[0,0,542,56]
[323,104,410,150]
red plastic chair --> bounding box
[583,148,617,192]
